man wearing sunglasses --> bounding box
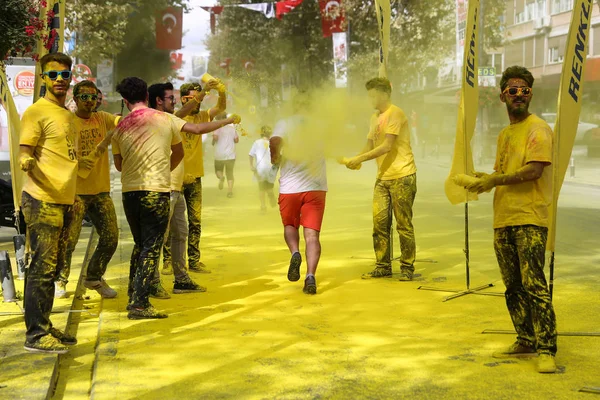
[55,80,120,300]
[173,80,227,275]
[147,82,240,295]
[467,66,558,374]
[19,52,78,353]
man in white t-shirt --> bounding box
[270,112,327,295]
[212,113,239,198]
[249,125,278,213]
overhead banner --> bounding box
[548,0,595,251]
[332,32,348,88]
[374,0,391,78]
[0,67,25,212]
[444,0,480,205]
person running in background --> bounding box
[249,125,277,213]
[56,80,119,300]
[19,52,78,353]
[270,95,327,295]
[112,77,184,320]
[212,113,239,198]
[343,77,417,282]
[148,82,240,293]
[173,80,226,274]
[466,66,558,374]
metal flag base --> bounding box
[418,283,503,302]
[481,329,600,337]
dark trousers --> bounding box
[21,192,75,343]
[122,191,170,308]
[59,193,119,283]
[183,178,203,268]
[494,225,558,355]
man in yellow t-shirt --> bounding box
[112,77,184,320]
[56,80,119,300]
[19,53,78,354]
[172,81,227,274]
[343,77,417,281]
[467,66,557,374]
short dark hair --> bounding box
[116,77,148,104]
[500,66,535,91]
[73,80,97,97]
[148,82,174,109]
[365,77,392,95]
[260,125,272,138]
[180,82,202,97]
[40,52,72,72]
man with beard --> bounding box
[55,80,119,299]
[148,82,240,294]
[170,80,226,274]
[19,52,78,353]
[467,66,558,374]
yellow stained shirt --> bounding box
[20,98,78,205]
[182,110,211,179]
[74,111,119,195]
[165,114,187,191]
[493,114,553,229]
[367,104,417,181]
[111,108,182,193]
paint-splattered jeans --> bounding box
[183,177,203,268]
[154,191,190,283]
[122,191,170,309]
[494,225,558,355]
[21,191,76,343]
[373,174,417,272]
[58,193,119,283]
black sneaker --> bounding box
[127,306,168,320]
[303,276,317,295]
[287,252,302,282]
[173,279,207,294]
[49,327,77,345]
[149,284,171,299]
[24,335,69,354]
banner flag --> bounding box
[156,7,183,50]
[34,0,65,102]
[374,0,390,78]
[0,68,24,213]
[444,0,480,205]
[548,0,596,251]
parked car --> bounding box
[541,113,599,144]
[0,179,26,233]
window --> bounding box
[515,0,547,23]
[549,47,563,63]
[552,0,573,14]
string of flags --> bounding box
[201,0,346,37]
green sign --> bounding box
[478,67,496,77]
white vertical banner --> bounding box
[332,32,348,88]
[96,60,114,94]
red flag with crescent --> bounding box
[319,0,346,37]
[156,7,183,50]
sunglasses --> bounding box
[164,95,176,103]
[503,87,532,97]
[42,70,72,80]
[76,94,98,101]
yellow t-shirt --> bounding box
[165,114,187,191]
[493,114,553,229]
[367,104,417,181]
[111,108,183,193]
[182,110,211,179]
[20,98,78,205]
[74,111,119,195]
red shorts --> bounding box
[278,191,327,231]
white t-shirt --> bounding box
[249,138,277,182]
[272,116,327,194]
[213,125,238,161]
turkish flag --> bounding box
[156,7,183,50]
[170,52,183,70]
[276,0,303,19]
[319,0,346,37]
